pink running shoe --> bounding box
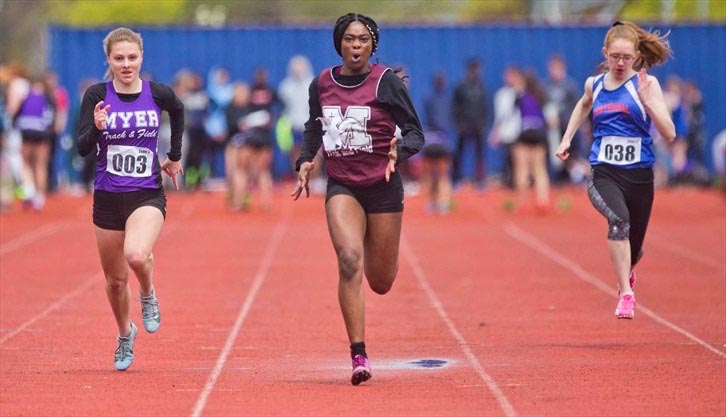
[351,354,372,386]
[615,294,636,319]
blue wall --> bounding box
[49,23,725,175]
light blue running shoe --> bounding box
[114,322,137,371]
[140,290,161,333]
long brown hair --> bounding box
[102,27,143,80]
[605,21,671,70]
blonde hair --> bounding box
[102,27,143,80]
[604,21,671,70]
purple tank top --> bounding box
[519,92,545,131]
[15,90,54,132]
[317,65,396,187]
[95,80,161,192]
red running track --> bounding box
[1,184,724,416]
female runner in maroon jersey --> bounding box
[292,13,424,385]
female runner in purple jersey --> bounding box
[556,22,674,319]
[291,13,424,385]
[77,28,184,370]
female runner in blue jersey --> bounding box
[556,21,675,319]
[77,28,184,370]
[291,13,424,385]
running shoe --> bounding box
[114,322,137,371]
[351,354,372,386]
[615,294,636,319]
[140,290,161,333]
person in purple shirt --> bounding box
[77,27,184,371]
[291,13,424,386]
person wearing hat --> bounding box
[291,12,424,386]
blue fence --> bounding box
[49,23,725,178]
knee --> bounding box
[125,249,152,270]
[369,280,393,295]
[337,248,363,282]
[367,265,398,295]
[105,273,129,293]
[607,218,630,240]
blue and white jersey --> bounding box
[589,73,655,168]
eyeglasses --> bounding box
[608,53,635,63]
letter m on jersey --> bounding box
[321,106,372,153]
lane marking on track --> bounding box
[647,233,725,272]
[505,223,725,359]
[190,220,288,417]
[0,197,199,346]
[0,274,99,345]
[0,222,68,256]
[401,236,518,417]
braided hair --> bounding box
[333,13,379,57]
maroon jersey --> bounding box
[317,65,396,187]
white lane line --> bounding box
[505,223,725,359]
[647,233,725,271]
[0,274,99,345]
[0,198,199,346]
[190,220,287,417]
[401,236,518,417]
[0,222,68,256]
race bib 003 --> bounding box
[106,145,153,177]
[597,136,642,165]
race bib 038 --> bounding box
[597,136,642,165]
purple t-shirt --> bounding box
[95,81,162,192]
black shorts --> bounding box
[517,128,547,146]
[422,143,451,160]
[21,129,53,144]
[93,188,167,231]
[325,172,404,214]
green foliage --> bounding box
[621,0,725,22]
[458,0,529,22]
[49,0,188,26]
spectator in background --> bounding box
[682,80,709,184]
[15,75,57,210]
[183,71,210,190]
[512,70,550,214]
[205,67,233,180]
[544,54,582,183]
[421,71,453,214]
[662,75,689,182]
[278,55,314,175]
[1,62,30,208]
[451,58,489,189]
[224,82,253,211]
[245,66,277,209]
[44,70,69,193]
[488,65,522,189]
